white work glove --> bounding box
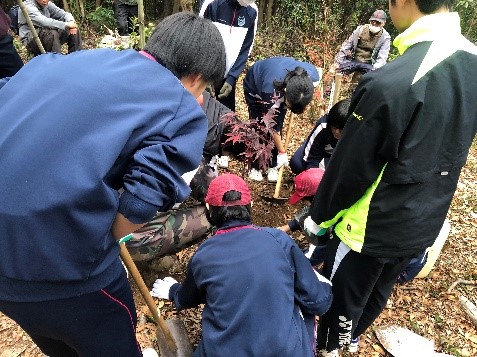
[218,82,233,99]
[150,277,178,299]
[276,152,289,168]
[304,216,327,237]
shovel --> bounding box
[119,244,193,357]
[261,113,295,204]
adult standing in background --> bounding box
[199,0,258,112]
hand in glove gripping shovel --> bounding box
[151,277,179,299]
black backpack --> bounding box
[8,5,19,35]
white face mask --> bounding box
[369,25,382,34]
[237,0,255,6]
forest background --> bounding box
[0,0,476,356]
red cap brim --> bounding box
[289,192,303,205]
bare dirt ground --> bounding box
[1,37,476,357]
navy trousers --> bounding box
[0,33,23,78]
[0,269,142,357]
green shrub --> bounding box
[87,6,116,34]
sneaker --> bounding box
[347,337,359,353]
[217,155,230,168]
[142,348,159,357]
[248,168,263,182]
[318,349,339,357]
[267,167,279,182]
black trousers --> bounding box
[0,269,142,357]
[0,33,23,78]
[114,1,138,36]
[316,232,412,351]
[26,27,82,56]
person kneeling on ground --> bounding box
[289,99,350,175]
[151,173,333,357]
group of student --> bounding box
[0,0,477,357]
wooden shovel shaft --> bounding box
[273,113,295,198]
[327,73,343,112]
[332,73,343,107]
[119,244,178,352]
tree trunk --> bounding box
[62,0,70,13]
[78,0,85,18]
[162,0,172,19]
[257,0,266,26]
[180,0,192,11]
[265,0,274,25]
[138,0,145,48]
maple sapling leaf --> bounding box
[220,102,280,173]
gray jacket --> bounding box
[335,24,391,69]
[18,0,74,42]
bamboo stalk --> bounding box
[137,0,145,49]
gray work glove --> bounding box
[150,277,178,299]
[218,82,233,99]
[294,206,310,231]
[205,84,215,97]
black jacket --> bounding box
[310,12,477,257]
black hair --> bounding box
[273,66,314,114]
[206,190,252,227]
[189,161,216,204]
[144,12,226,87]
[390,0,454,13]
[327,98,351,130]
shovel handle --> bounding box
[119,244,178,352]
[273,166,285,198]
[273,113,295,199]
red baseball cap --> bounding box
[289,168,325,205]
[205,174,252,207]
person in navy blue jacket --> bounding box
[199,0,258,112]
[151,173,333,357]
[243,56,321,182]
[289,98,351,175]
[0,12,225,357]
